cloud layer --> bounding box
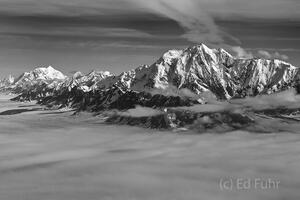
[0,0,298,77]
[129,0,228,44]
[1,0,299,46]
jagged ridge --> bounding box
[1,43,299,111]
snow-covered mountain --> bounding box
[96,44,298,99]
[68,43,297,100]
[5,43,300,110]
[3,66,67,100]
[13,66,66,86]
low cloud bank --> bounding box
[110,89,300,133]
[117,106,163,117]
[231,46,254,59]
[177,89,300,133]
[178,89,300,113]
[116,89,300,119]
[230,89,300,111]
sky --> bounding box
[0,0,299,78]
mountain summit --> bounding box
[13,66,66,85]
[1,66,67,96]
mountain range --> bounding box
[1,43,299,112]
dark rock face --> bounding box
[109,90,197,110]
[256,107,300,116]
[105,109,255,131]
[38,86,199,111]
[11,81,57,102]
[295,80,300,94]
[106,114,171,129]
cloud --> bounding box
[208,0,300,19]
[0,27,153,39]
[257,50,272,59]
[118,106,163,117]
[128,0,239,45]
[1,0,298,49]
[126,0,299,53]
[230,89,300,111]
[0,0,132,16]
[247,48,300,53]
[274,52,289,60]
[1,0,299,19]
[108,89,300,133]
[178,89,300,114]
[0,0,298,77]
[0,0,299,44]
[257,50,289,60]
[231,46,253,58]
[175,89,300,133]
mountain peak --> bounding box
[47,65,54,70]
[87,70,113,77]
[31,66,66,80]
[195,43,210,49]
[187,43,213,52]
[117,43,299,99]
[72,71,84,79]
[0,74,15,88]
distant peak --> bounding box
[20,65,67,80]
[72,71,84,78]
[102,71,113,76]
[87,70,113,77]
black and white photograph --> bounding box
[0,0,300,199]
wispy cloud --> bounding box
[0,0,299,47]
[127,0,299,49]
[0,0,298,76]
[257,50,289,60]
[1,0,299,19]
[129,0,238,45]
[231,46,253,58]
[0,27,154,40]
[117,106,163,117]
[247,48,300,53]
